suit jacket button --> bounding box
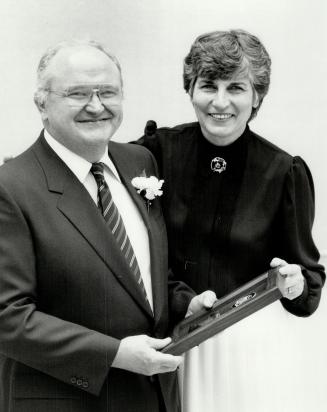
[82,381,89,388]
[70,377,77,384]
[76,379,83,386]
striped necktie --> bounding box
[90,162,152,311]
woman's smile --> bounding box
[208,113,234,120]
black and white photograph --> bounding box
[0,1,326,411]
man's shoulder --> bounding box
[0,143,37,179]
[0,133,48,191]
[109,140,154,161]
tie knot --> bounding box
[90,162,105,184]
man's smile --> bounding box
[76,117,111,124]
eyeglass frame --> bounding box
[46,83,122,106]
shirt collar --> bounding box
[97,149,121,181]
[44,129,120,183]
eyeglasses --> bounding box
[47,84,121,106]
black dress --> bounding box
[136,121,326,411]
[137,122,325,316]
[181,125,248,297]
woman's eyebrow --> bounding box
[230,80,247,85]
[198,78,215,84]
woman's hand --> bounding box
[270,257,304,300]
[186,290,217,317]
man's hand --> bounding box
[111,335,182,375]
[270,257,304,300]
[186,290,217,317]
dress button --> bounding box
[70,377,77,384]
[82,381,89,388]
[76,379,83,386]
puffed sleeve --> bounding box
[279,156,325,316]
[134,120,166,172]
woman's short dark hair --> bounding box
[183,29,271,120]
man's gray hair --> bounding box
[34,39,122,108]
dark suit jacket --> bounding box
[137,122,325,317]
[0,132,193,412]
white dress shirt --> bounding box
[44,130,153,310]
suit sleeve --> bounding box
[279,156,325,316]
[0,183,120,396]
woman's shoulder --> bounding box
[248,129,295,168]
[145,121,199,141]
[248,129,291,159]
[136,121,199,159]
[247,129,311,178]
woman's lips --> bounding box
[209,113,233,120]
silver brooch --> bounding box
[210,157,227,173]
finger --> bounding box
[147,337,172,350]
[285,282,304,300]
[159,359,184,373]
[160,354,183,366]
[278,264,301,277]
[270,257,287,267]
[202,291,217,308]
[286,285,297,295]
[155,354,183,370]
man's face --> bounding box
[39,46,123,161]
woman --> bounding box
[137,30,325,411]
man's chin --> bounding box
[77,127,116,144]
[75,119,121,141]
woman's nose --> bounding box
[212,90,229,108]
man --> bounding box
[0,40,215,412]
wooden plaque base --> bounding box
[162,267,282,355]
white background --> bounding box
[0,0,326,409]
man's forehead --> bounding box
[45,46,121,86]
[50,46,115,71]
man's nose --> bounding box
[85,92,104,113]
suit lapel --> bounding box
[33,134,153,317]
[108,143,151,230]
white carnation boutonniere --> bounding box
[131,173,164,211]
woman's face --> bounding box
[190,75,259,146]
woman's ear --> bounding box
[253,90,259,108]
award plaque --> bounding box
[162,267,282,355]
